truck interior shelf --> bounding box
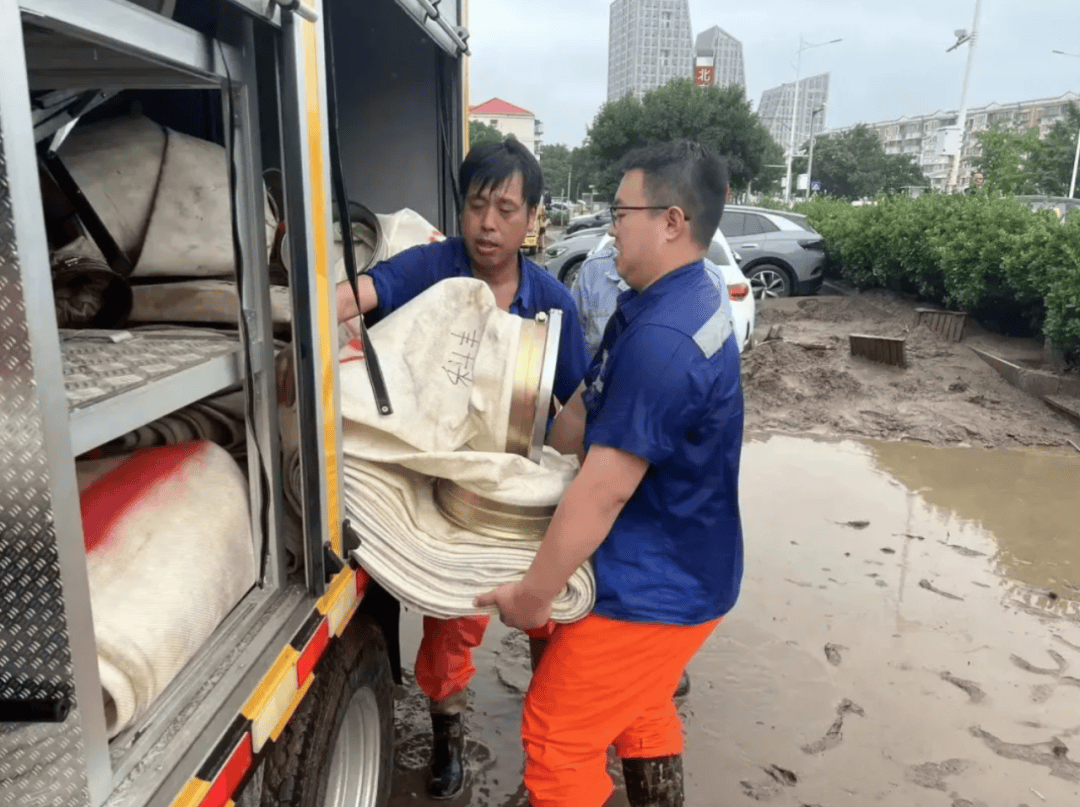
[64,330,242,457]
[20,0,239,90]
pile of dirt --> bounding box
[742,292,1079,450]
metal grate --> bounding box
[61,331,237,409]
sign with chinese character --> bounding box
[695,66,714,86]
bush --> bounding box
[800,192,1080,362]
[547,209,569,226]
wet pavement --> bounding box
[389,434,1080,806]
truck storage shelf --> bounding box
[20,0,241,90]
[64,330,243,457]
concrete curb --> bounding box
[971,347,1080,427]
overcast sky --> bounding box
[465,0,1079,148]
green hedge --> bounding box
[794,193,1080,363]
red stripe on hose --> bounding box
[80,442,207,554]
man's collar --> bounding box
[598,247,631,292]
[617,260,704,320]
[455,237,528,306]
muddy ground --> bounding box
[386,288,1080,807]
[388,435,1080,807]
[743,289,1079,450]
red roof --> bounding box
[469,98,533,117]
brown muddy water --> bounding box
[388,434,1080,807]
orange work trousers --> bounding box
[414,615,557,704]
[522,613,720,807]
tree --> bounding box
[1028,103,1080,197]
[567,146,599,201]
[469,120,503,149]
[794,125,926,200]
[972,125,1041,195]
[584,79,782,196]
[539,143,572,198]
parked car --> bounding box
[585,230,756,353]
[718,205,826,299]
[542,227,608,284]
[565,208,612,235]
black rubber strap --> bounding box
[321,0,393,415]
[42,151,133,276]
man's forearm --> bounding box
[336,275,379,323]
[547,383,587,460]
[520,446,646,601]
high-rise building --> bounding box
[693,25,745,91]
[607,0,694,102]
[758,73,831,154]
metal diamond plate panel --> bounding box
[0,113,91,804]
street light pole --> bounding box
[1051,50,1080,199]
[946,0,982,194]
[806,105,826,200]
[784,36,841,204]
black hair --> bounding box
[459,139,543,209]
[617,141,728,249]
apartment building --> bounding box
[829,91,1080,191]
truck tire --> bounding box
[243,614,394,807]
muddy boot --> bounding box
[528,636,549,672]
[622,754,685,807]
[427,695,466,800]
[673,669,690,699]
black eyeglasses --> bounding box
[608,205,691,223]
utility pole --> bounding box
[784,65,801,205]
[1052,50,1080,199]
[946,0,982,194]
[806,105,825,200]
[784,36,840,204]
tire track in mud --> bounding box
[969,727,1080,782]
[939,672,987,703]
[919,579,965,601]
[904,758,974,790]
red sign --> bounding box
[695,66,714,86]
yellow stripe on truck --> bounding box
[316,567,360,636]
[301,0,342,557]
[170,779,211,807]
[241,646,301,752]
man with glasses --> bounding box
[281,138,588,799]
[477,141,744,807]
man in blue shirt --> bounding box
[570,246,735,702]
[281,139,588,800]
[477,141,744,807]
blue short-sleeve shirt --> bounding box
[367,238,589,402]
[583,261,745,625]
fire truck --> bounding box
[0,1,468,806]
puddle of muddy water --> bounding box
[389,434,1080,806]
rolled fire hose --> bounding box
[280,278,595,621]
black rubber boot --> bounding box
[622,754,685,807]
[673,669,690,699]
[427,712,465,800]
